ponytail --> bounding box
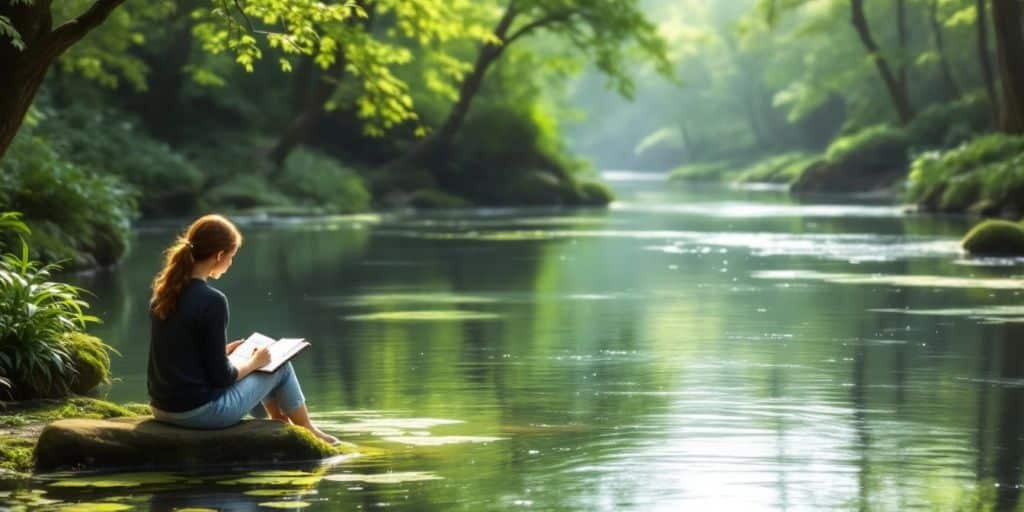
[150,215,242,321]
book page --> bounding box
[227,332,276,368]
[263,338,309,371]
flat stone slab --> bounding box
[34,417,349,473]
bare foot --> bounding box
[311,428,341,446]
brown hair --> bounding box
[150,214,243,321]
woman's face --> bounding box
[209,246,238,279]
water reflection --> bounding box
[7,181,1020,510]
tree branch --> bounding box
[504,10,574,45]
[47,0,127,55]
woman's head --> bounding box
[150,214,243,320]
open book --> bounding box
[228,332,310,373]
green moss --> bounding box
[961,220,1024,256]
[65,333,113,395]
[0,436,34,473]
[501,171,566,205]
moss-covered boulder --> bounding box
[791,125,910,194]
[34,417,353,473]
[572,180,615,206]
[961,220,1024,256]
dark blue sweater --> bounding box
[147,279,238,412]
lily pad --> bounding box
[49,472,184,488]
[218,475,321,486]
[343,310,500,322]
[245,489,318,497]
[381,435,504,446]
[323,471,443,484]
[258,501,311,509]
[59,504,133,512]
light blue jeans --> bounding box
[151,362,306,429]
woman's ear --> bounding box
[216,250,223,262]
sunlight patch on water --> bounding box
[754,270,1024,289]
[323,472,443,483]
[873,305,1024,323]
[380,436,505,446]
[611,201,906,218]
[315,293,499,307]
[343,310,501,322]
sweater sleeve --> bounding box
[199,293,239,386]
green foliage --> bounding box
[0,245,115,400]
[961,220,1024,256]
[907,134,1024,213]
[573,179,615,206]
[0,134,135,269]
[906,94,992,149]
[824,124,910,168]
[38,105,204,217]
[668,160,742,182]
[733,152,817,184]
[202,174,294,211]
[278,148,371,213]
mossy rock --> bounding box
[572,180,614,206]
[502,171,565,205]
[34,417,354,473]
[961,220,1024,255]
[65,333,112,395]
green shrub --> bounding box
[668,160,741,182]
[734,152,818,184]
[0,244,115,400]
[824,124,909,168]
[406,188,472,209]
[0,134,135,269]
[201,174,294,211]
[907,134,1024,212]
[278,148,371,213]
[906,94,992,149]
[39,105,204,217]
[961,220,1024,255]
[573,179,615,206]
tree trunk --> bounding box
[268,62,346,170]
[976,0,999,124]
[896,0,908,90]
[928,0,961,99]
[991,0,1024,133]
[849,0,915,124]
[390,3,519,169]
[0,0,127,159]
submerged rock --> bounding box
[34,417,351,473]
[961,220,1024,256]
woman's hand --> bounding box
[234,346,273,382]
[226,339,245,355]
[250,346,272,368]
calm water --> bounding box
[8,173,1024,511]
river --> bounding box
[9,172,1024,510]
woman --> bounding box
[147,214,339,445]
